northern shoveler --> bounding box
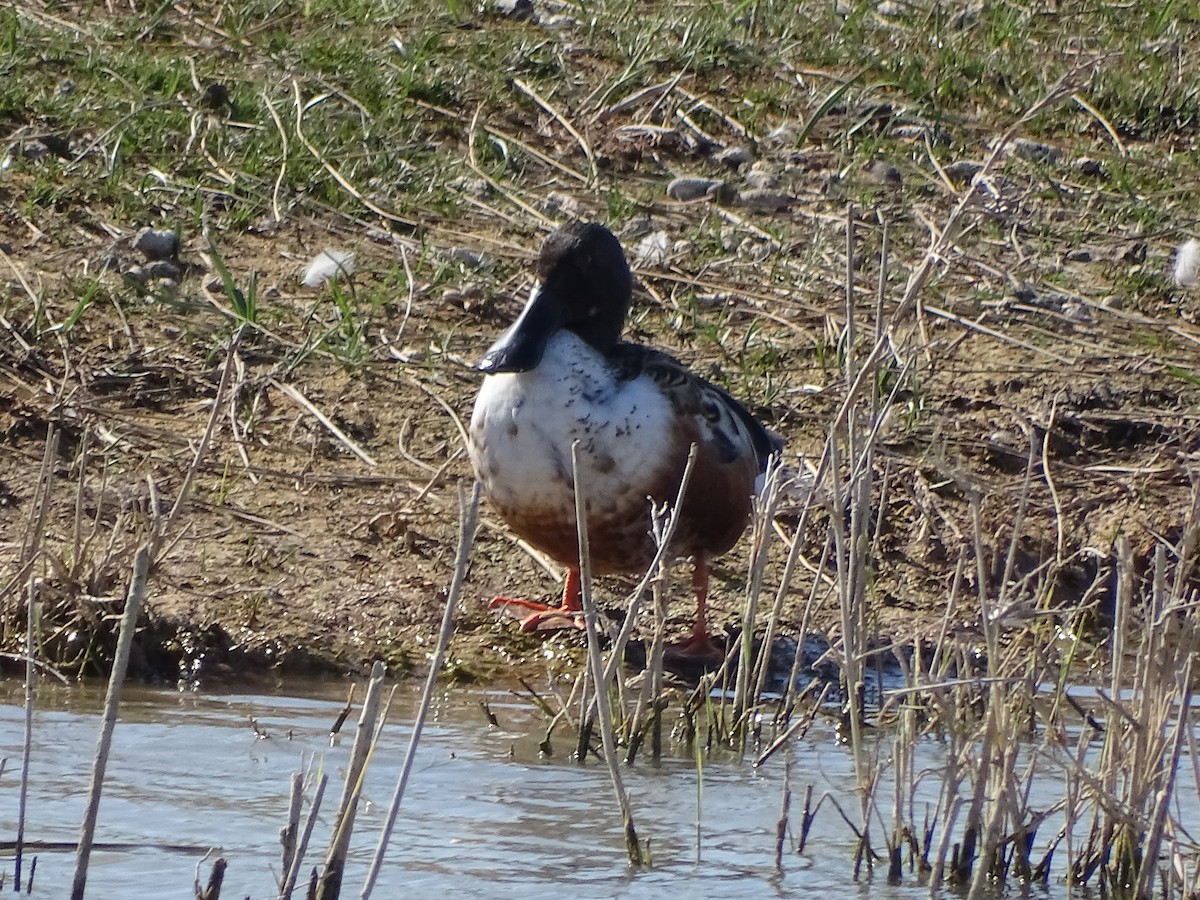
[467,221,783,665]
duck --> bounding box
[467,221,783,666]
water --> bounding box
[0,679,1180,899]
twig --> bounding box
[272,378,378,467]
[512,78,597,184]
[280,771,304,881]
[292,80,420,232]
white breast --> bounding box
[468,331,673,517]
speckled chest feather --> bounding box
[469,331,762,572]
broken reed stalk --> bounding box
[280,771,304,885]
[731,457,785,737]
[571,440,642,867]
[278,768,328,900]
[70,544,151,900]
[827,205,878,857]
[359,481,481,900]
[15,578,37,892]
[315,661,387,900]
[196,856,227,900]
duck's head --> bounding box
[477,222,633,374]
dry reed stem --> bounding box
[278,767,329,900]
[0,424,59,623]
[14,578,37,893]
[70,544,150,900]
[315,660,386,900]
[571,440,642,867]
[280,771,304,882]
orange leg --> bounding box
[489,568,585,632]
[663,558,725,669]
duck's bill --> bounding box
[476,285,563,374]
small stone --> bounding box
[125,266,151,285]
[869,160,902,186]
[633,231,671,266]
[145,260,182,280]
[715,146,754,169]
[1065,249,1092,263]
[448,247,494,270]
[449,176,493,199]
[494,0,534,18]
[1174,239,1200,287]
[301,249,355,287]
[764,122,797,147]
[134,227,180,261]
[738,237,780,261]
[443,283,486,311]
[22,141,50,161]
[743,164,780,190]
[667,176,726,201]
[249,218,285,236]
[1062,300,1094,323]
[1011,284,1037,304]
[943,160,984,183]
[949,3,983,27]
[1007,138,1061,164]
[738,189,792,212]
[1072,157,1105,177]
[1122,242,1147,264]
[544,192,584,217]
[155,278,180,298]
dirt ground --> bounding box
[3,31,1200,686]
[3,203,1197,688]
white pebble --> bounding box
[301,249,355,287]
[1174,239,1200,287]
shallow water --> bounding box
[0,678,1180,899]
